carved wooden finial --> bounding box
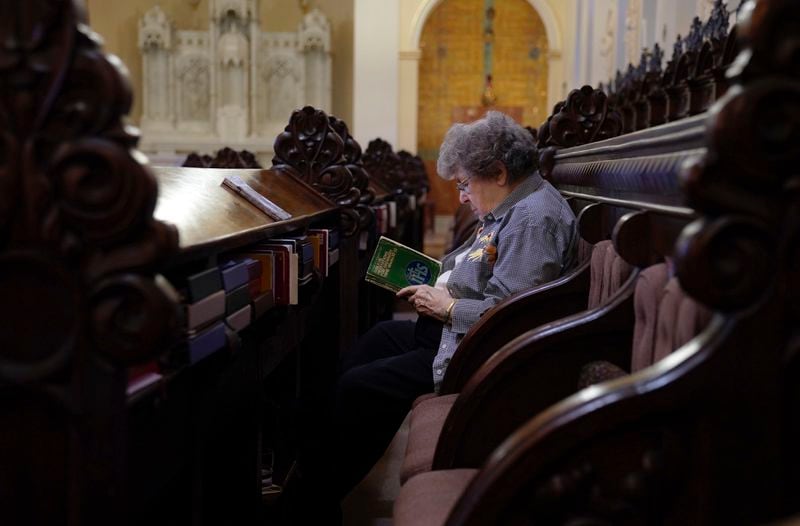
[272,106,363,235]
[363,138,406,195]
[542,85,623,149]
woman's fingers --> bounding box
[397,285,421,298]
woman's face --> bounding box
[454,166,508,218]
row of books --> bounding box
[372,202,397,237]
[127,227,340,396]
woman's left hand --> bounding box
[397,285,453,321]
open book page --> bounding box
[222,175,292,221]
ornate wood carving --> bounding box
[543,86,623,149]
[677,0,800,313]
[182,148,262,168]
[329,115,374,232]
[272,106,362,236]
[536,86,623,180]
[362,138,407,196]
[0,0,179,520]
[594,1,741,136]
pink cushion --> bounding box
[630,264,670,372]
[412,392,437,409]
[394,469,479,526]
[607,251,634,301]
[654,277,712,363]
[400,394,458,484]
[588,240,613,309]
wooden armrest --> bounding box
[432,269,638,470]
[440,259,592,394]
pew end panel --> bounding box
[432,269,638,472]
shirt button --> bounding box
[442,345,447,350]
[436,369,443,375]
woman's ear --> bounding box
[495,163,509,186]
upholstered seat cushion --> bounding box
[400,394,459,484]
[412,392,438,409]
[654,277,712,362]
[394,469,479,526]
[631,264,670,372]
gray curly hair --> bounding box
[436,111,538,184]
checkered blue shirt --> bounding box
[433,172,577,391]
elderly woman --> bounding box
[305,111,576,519]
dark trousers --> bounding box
[334,317,442,498]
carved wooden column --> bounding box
[0,1,180,521]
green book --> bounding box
[365,236,441,292]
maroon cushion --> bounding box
[588,240,613,309]
[412,392,438,409]
[653,277,712,363]
[606,250,634,303]
[401,394,458,484]
[630,264,670,372]
[394,469,479,526]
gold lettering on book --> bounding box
[373,248,397,278]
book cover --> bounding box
[220,259,251,291]
[365,236,441,293]
[186,289,226,330]
[221,175,292,221]
[258,243,298,305]
[184,267,222,303]
[241,251,274,295]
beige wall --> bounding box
[85,0,354,127]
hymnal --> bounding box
[126,361,162,397]
[222,175,292,221]
[257,243,298,305]
[308,229,329,276]
[186,289,226,330]
[241,251,274,295]
[225,283,251,314]
[180,267,222,303]
[226,304,252,332]
[365,236,441,293]
[220,258,252,292]
[252,290,275,318]
[187,322,227,364]
[387,201,397,228]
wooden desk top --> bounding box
[153,166,337,262]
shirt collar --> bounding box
[482,170,544,222]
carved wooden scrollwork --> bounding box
[543,86,623,149]
[363,138,406,195]
[676,0,800,312]
[0,0,179,518]
[329,115,374,232]
[272,106,363,236]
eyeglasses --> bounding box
[455,177,471,194]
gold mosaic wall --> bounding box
[418,0,549,162]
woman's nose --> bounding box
[459,191,470,204]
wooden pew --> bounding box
[393,0,800,523]
[0,3,373,522]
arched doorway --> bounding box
[417,0,550,217]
